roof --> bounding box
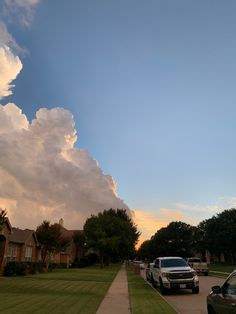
[156,257,183,260]
[0,217,12,233]
[9,227,39,245]
[5,218,12,232]
[53,225,84,254]
[54,224,83,240]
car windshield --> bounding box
[160,258,188,268]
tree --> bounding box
[36,221,70,268]
[148,221,196,258]
[199,208,236,262]
[84,209,140,267]
[0,209,7,232]
[73,231,86,261]
[137,240,152,260]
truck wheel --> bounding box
[207,305,216,314]
[160,279,167,295]
[192,286,199,294]
[204,272,208,276]
[151,275,157,287]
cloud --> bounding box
[134,197,236,246]
[0,22,21,51]
[132,208,184,246]
[0,104,129,229]
[0,45,23,100]
[2,0,40,27]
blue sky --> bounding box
[1,0,236,241]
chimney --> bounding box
[59,218,64,227]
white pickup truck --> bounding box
[150,256,199,295]
[186,257,208,276]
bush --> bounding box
[87,253,98,265]
[71,259,88,268]
[48,263,68,270]
[3,261,44,276]
[27,262,44,274]
[71,254,98,268]
[3,262,16,276]
[3,262,27,276]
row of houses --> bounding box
[0,217,84,273]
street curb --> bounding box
[141,271,180,314]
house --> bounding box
[1,216,85,273]
[52,221,84,267]
[7,228,40,263]
[0,218,12,272]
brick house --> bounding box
[52,222,84,267]
[1,217,85,273]
[7,228,41,263]
[0,218,12,272]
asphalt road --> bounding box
[163,275,225,314]
[141,270,225,314]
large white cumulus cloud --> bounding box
[0,46,22,99]
[0,23,23,100]
[0,104,129,229]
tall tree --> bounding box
[84,209,140,267]
[199,208,236,262]
[148,221,196,258]
[137,240,151,260]
[36,221,70,267]
[73,231,86,261]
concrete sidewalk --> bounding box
[96,264,131,314]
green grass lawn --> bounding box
[209,263,236,277]
[127,268,177,314]
[0,265,120,314]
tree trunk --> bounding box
[100,251,104,268]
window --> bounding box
[224,274,236,297]
[154,259,159,267]
[25,246,32,261]
[7,244,17,261]
[161,258,188,268]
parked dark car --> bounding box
[145,262,154,282]
[207,270,236,314]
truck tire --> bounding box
[160,279,168,295]
[151,275,157,287]
[192,286,199,294]
[207,305,216,314]
[204,271,208,276]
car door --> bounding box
[153,258,160,283]
[213,274,236,314]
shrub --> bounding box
[3,262,27,276]
[3,262,16,276]
[3,261,44,276]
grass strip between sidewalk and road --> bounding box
[0,265,120,314]
[127,268,177,314]
[209,263,236,278]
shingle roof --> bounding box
[9,227,39,245]
[54,224,83,240]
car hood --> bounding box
[161,266,192,272]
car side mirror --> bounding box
[212,286,222,294]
